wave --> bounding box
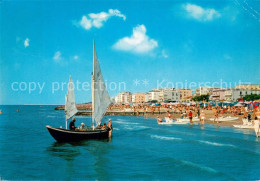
[114,120,139,125]
[181,160,218,174]
[113,128,120,131]
[198,140,236,148]
[151,135,182,141]
[47,115,56,118]
[123,125,150,130]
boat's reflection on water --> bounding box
[46,142,82,161]
[46,138,112,160]
[46,138,113,179]
[84,138,113,180]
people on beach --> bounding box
[197,109,200,118]
[189,110,193,125]
[254,119,259,138]
[243,111,248,120]
[200,110,205,124]
[167,111,171,119]
[69,117,76,130]
[183,111,187,118]
[248,113,251,121]
[214,110,219,123]
[110,102,260,137]
[255,109,260,138]
[256,108,260,120]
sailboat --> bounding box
[46,41,112,142]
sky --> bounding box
[0,0,260,105]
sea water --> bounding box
[0,105,259,180]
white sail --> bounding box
[65,76,78,121]
[93,43,111,126]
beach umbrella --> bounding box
[234,103,244,107]
[249,101,259,110]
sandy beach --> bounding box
[55,104,254,129]
[145,110,245,128]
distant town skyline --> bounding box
[1,0,260,105]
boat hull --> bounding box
[46,125,109,142]
[233,125,254,129]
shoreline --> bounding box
[73,110,248,130]
[54,105,255,131]
[145,110,245,128]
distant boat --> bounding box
[233,118,254,129]
[157,117,175,125]
[158,117,200,125]
[210,116,238,122]
[46,41,112,142]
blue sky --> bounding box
[0,0,260,105]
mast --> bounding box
[92,40,95,129]
[65,94,67,129]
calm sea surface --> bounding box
[0,105,260,180]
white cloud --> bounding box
[80,9,126,30]
[73,55,79,60]
[161,50,168,58]
[24,38,29,48]
[113,24,158,54]
[53,51,61,62]
[183,3,220,21]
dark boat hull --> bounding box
[46,125,109,142]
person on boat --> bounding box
[0,110,2,114]
[107,119,113,138]
[107,119,113,129]
[189,110,193,125]
[78,122,86,131]
[69,117,76,130]
[101,123,107,130]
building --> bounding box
[132,93,146,103]
[144,93,149,103]
[115,92,132,104]
[177,89,193,101]
[195,87,221,96]
[235,84,260,91]
[224,89,260,101]
[210,89,226,101]
[148,89,161,102]
[161,88,180,102]
[224,89,233,102]
[230,89,260,101]
[148,88,180,102]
